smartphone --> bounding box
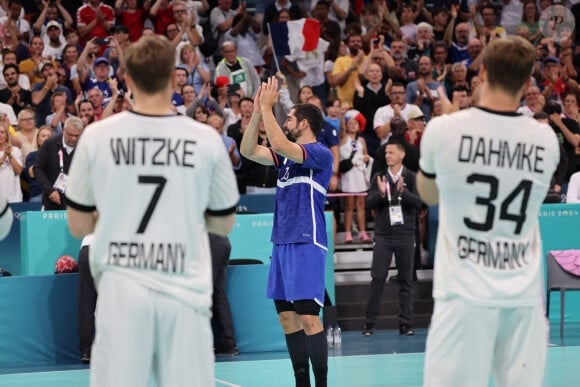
[372,33,380,49]
[94,37,110,45]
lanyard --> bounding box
[386,179,392,202]
[58,149,63,173]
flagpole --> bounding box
[267,23,281,74]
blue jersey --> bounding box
[270,142,332,247]
[317,122,339,149]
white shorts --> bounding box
[423,297,547,387]
[90,271,214,387]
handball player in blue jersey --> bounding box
[241,77,333,387]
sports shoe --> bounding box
[215,346,240,357]
[399,323,415,336]
[362,323,375,337]
[344,232,353,244]
[358,231,371,242]
[81,353,91,364]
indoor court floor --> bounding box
[1,323,578,387]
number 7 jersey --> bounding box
[420,107,560,307]
[65,111,239,310]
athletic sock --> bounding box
[285,330,311,387]
[305,331,328,387]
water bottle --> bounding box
[326,324,334,347]
[333,324,342,348]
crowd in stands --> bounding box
[1,0,580,209]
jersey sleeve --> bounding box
[301,143,332,172]
[65,130,96,212]
[419,116,441,178]
[207,135,239,216]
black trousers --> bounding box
[365,235,415,325]
[209,233,236,350]
[77,245,97,356]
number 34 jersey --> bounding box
[66,111,239,311]
[420,107,559,307]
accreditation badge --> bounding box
[53,172,69,193]
[389,205,404,226]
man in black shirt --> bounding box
[0,64,32,116]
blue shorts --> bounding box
[267,243,326,306]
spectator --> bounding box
[83,57,116,104]
[171,66,189,107]
[404,105,426,149]
[0,50,30,90]
[208,113,242,171]
[42,21,67,62]
[33,1,73,44]
[19,36,52,88]
[240,120,278,194]
[332,32,366,106]
[353,61,390,157]
[114,0,152,42]
[149,0,176,36]
[406,56,441,120]
[311,0,341,45]
[170,0,202,48]
[372,117,420,175]
[431,7,450,41]
[176,84,196,115]
[45,91,71,135]
[387,38,418,85]
[563,91,580,124]
[444,6,470,64]
[431,40,450,85]
[86,87,105,121]
[31,61,74,127]
[222,84,243,130]
[399,2,417,45]
[539,56,578,105]
[77,98,96,127]
[340,110,371,243]
[33,116,84,210]
[545,101,580,183]
[407,22,435,61]
[60,44,79,94]
[214,41,260,98]
[519,0,541,44]
[225,10,263,71]
[262,0,302,35]
[501,0,525,36]
[176,43,210,94]
[227,96,254,148]
[517,85,544,116]
[472,3,506,41]
[210,0,240,48]
[0,17,29,62]
[0,0,30,44]
[76,0,115,49]
[0,122,22,203]
[22,125,54,202]
[0,64,31,116]
[374,82,419,145]
[14,108,39,159]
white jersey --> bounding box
[420,107,559,307]
[66,111,239,311]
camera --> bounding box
[94,37,110,45]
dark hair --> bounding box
[390,117,408,139]
[533,111,549,120]
[386,139,406,153]
[237,97,253,108]
[543,101,562,115]
[293,103,324,136]
[2,63,18,76]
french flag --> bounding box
[269,18,321,57]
